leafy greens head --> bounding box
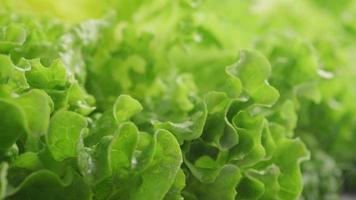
[1,0,356,199]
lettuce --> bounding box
[0,0,355,199]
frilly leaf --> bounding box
[25,59,68,90]
[184,165,241,200]
[230,111,266,167]
[273,138,310,200]
[236,172,265,200]
[0,24,27,53]
[5,169,91,200]
[227,50,279,106]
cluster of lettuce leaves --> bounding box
[0,0,355,199]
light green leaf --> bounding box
[202,92,238,149]
[79,136,112,185]
[227,50,279,106]
[230,111,266,167]
[0,24,26,53]
[25,59,68,89]
[67,83,96,115]
[14,89,52,137]
[113,95,143,123]
[0,54,28,93]
[85,111,118,146]
[13,152,43,171]
[164,169,186,200]
[247,165,282,200]
[131,129,182,200]
[153,99,207,144]
[47,110,87,161]
[273,138,310,200]
[109,122,138,178]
